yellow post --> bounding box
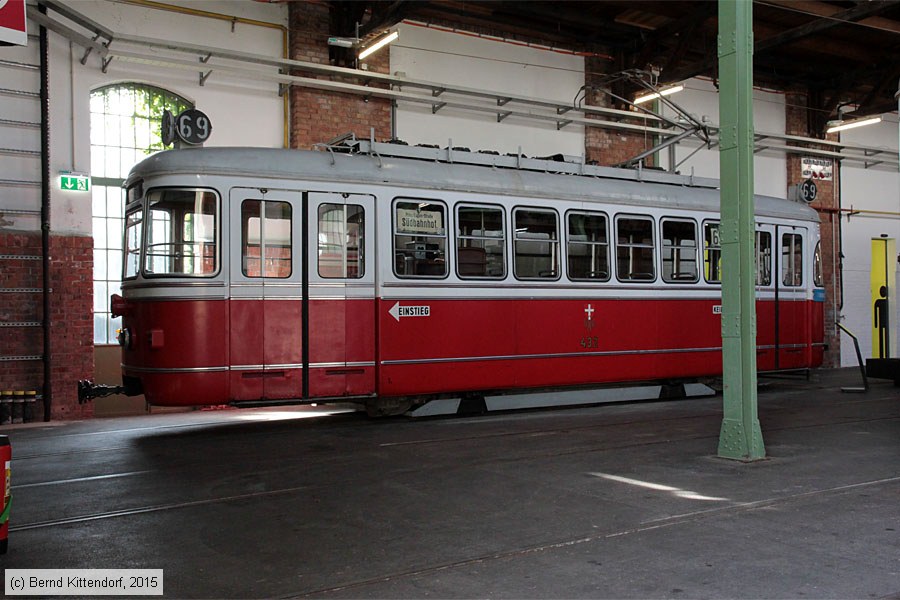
[871,237,896,358]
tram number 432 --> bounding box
[580,336,599,349]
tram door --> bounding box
[306,192,376,399]
[755,225,776,372]
[775,226,808,369]
[229,188,304,401]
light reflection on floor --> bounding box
[233,404,359,422]
[590,472,730,502]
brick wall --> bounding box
[0,232,94,420]
[584,57,651,167]
[785,91,841,367]
[289,2,392,149]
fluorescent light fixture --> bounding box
[358,30,399,60]
[327,37,357,48]
[825,115,882,134]
[633,84,684,105]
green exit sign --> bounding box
[59,173,90,192]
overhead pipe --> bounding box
[120,0,290,148]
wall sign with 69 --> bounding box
[161,109,213,147]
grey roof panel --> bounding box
[127,147,818,222]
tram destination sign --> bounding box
[396,208,443,235]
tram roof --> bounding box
[128,147,818,223]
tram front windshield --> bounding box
[137,189,219,277]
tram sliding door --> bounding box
[306,192,376,399]
[229,188,304,401]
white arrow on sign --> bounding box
[389,302,431,322]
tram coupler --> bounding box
[77,380,124,403]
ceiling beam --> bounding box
[845,64,900,117]
[756,0,900,54]
[658,8,890,85]
[632,2,716,72]
[760,0,900,34]
[359,1,413,38]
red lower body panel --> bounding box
[377,297,824,397]
[121,296,823,406]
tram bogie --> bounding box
[91,141,825,412]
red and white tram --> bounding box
[91,140,825,415]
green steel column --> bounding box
[717,0,765,460]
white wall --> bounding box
[391,22,585,157]
[0,37,41,233]
[661,78,787,198]
[391,31,789,199]
[838,116,900,365]
[42,0,287,235]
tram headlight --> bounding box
[116,327,132,350]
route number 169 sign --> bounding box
[162,109,213,147]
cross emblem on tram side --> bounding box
[584,303,595,330]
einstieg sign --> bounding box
[0,0,27,47]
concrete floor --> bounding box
[1,368,899,599]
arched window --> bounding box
[89,83,192,344]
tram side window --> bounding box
[814,241,824,287]
[123,209,142,279]
[567,212,609,281]
[782,232,803,287]
[756,231,772,286]
[703,221,721,283]
[456,204,506,279]
[144,189,218,277]
[242,200,292,278]
[661,219,698,282]
[514,208,559,279]
[318,203,364,279]
[394,199,447,278]
[616,216,655,282]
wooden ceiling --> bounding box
[329,0,900,135]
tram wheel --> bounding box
[365,397,414,417]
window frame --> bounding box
[317,202,365,279]
[123,205,144,281]
[455,202,507,280]
[614,213,657,283]
[702,219,722,284]
[513,206,561,281]
[239,198,293,280]
[781,231,804,288]
[142,186,221,279]
[756,230,773,287]
[392,197,450,280]
[813,240,824,288]
[565,209,610,282]
[660,217,699,284]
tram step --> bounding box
[406,383,716,417]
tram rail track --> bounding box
[11,384,896,464]
[9,409,899,533]
[284,473,900,598]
